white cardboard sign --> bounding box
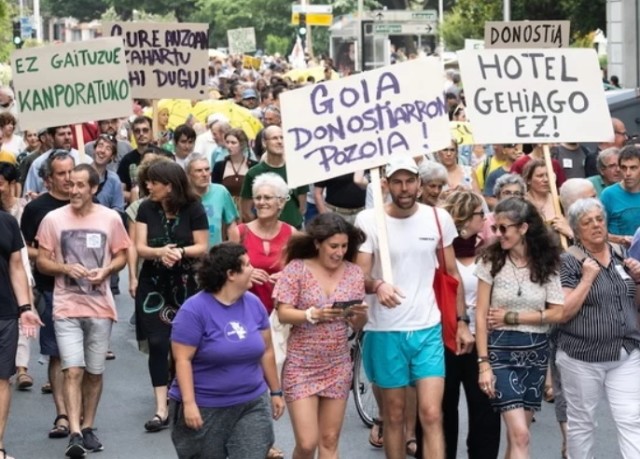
[457,48,614,144]
[227,28,257,55]
[281,57,451,188]
[105,22,209,99]
[485,21,570,49]
[11,37,131,131]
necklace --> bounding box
[229,157,245,182]
[508,255,528,296]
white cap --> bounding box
[385,156,419,178]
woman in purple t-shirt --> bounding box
[169,243,285,459]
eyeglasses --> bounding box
[603,162,619,169]
[500,190,524,198]
[253,195,277,202]
[98,133,116,142]
[50,150,71,159]
[615,130,629,138]
[133,127,150,134]
[490,223,520,234]
[472,211,485,218]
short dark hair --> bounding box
[146,161,198,213]
[618,144,640,163]
[73,163,100,188]
[197,243,247,293]
[132,115,152,129]
[46,125,72,137]
[174,124,196,143]
[285,213,366,263]
[0,161,18,183]
[0,112,16,128]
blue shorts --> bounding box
[39,290,59,357]
[362,325,444,389]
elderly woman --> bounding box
[476,198,565,458]
[557,198,640,459]
[418,160,448,206]
[275,213,367,459]
[169,243,285,459]
[238,173,295,316]
[435,140,477,192]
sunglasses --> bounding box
[51,150,71,159]
[490,223,519,234]
[133,127,150,134]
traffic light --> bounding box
[298,13,307,36]
[12,20,23,48]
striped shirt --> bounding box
[558,245,640,362]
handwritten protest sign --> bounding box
[450,121,474,145]
[485,21,570,49]
[10,37,131,131]
[228,28,256,55]
[281,58,451,188]
[457,48,613,144]
[105,22,209,99]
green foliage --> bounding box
[42,0,108,23]
[0,0,15,64]
[265,34,291,56]
[440,0,605,51]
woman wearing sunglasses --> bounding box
[438,191,501,459]
[475,198,565,458]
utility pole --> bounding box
[503,0,511,21]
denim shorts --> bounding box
[363,324,444,389]
[0,319,18,379]
[488,330,549,412]
[39,290,59,357]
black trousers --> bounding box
[415,348,501,459]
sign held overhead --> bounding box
[485,21,570,49]
[227,27,257,55]
[280,58,451,188]
[105,22,209,99]
[457,48,613,144]
[11,37,132,131]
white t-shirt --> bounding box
[457,260,478,335]
[355,204,457,331]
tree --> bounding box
[440,0,606,51]
[42,0,108,22]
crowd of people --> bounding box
[1,52,640,459]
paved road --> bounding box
[6,272,623,458]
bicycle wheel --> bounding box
[352,337,377,428]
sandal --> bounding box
[266,446,285,459]
[368,418,384,448]
[0,447,16,459]
[17,372,34,391]
[544,385,555,403]
[406,438,417,457]
[144,414,169,432]
[41,382,52,394]
[106,350,116,361]
[48,414,70,439]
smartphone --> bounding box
[332,299,363,312]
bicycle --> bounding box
[350,330,378,428]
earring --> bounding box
[460,228,468,238]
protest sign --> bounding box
[11,37,131,131]
[105,22,209,99]
[227,28,256,55]
[242,55,262,70]
[450,121,474,145]
[485,21,570,49]
[280,57,451,188]
[457,48,613,144]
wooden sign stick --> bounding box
[370,167,394,284]
[543,144,568,249]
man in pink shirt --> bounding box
[36,164,130,458]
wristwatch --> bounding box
[457,315,470,324]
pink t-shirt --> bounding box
[37,204,131,321]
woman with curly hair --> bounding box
[475,198,565,458]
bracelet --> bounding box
[18,304,32,315]
[374,280,385,294]
[179,247,186,258]
[305,307,318,325]
[477,356,490,364]
[457,315,470,324]
[270,390,284,397]
[514,312,520,325]
[504,311,513,325]
[479,366,492,373]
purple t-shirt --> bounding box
[169,290,270,408]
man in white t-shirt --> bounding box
[355,156,474,459]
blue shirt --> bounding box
[600,183,640,236]
[96,170,125,213]
[201,184,239,246]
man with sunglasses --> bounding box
[355,156,473,459]
[23,125,93,197]
[116,116,171,203]
[84,119,133,173]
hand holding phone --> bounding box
[332,300,363,316]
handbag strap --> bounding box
[432,207,446,272]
